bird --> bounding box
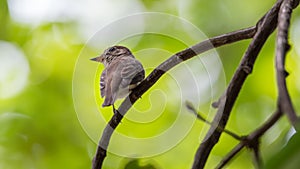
[91,46,145,111]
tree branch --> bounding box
[216,110,283,169]
[215,1,300,167]
[191,1,284,168]
[185,101,242,141]
[92,0,300,168]
[92,26,257,169]
[276,0,299,129]
[248,136,262,169]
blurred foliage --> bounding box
[121,158,161,169]
[1,0,300,169]
[265,131,300,169]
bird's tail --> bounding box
[102,94,116,107]
[102,98,112,107]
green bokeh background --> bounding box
[1,0,300,169]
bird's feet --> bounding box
[112,104,119,114]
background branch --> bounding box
[216,110,283,169]
[192,1,283,168]
[92,26,257,169]
[93,0,300,168]
[185,101,242,141]
[214,3,300,163]
[276,0,299,129]
[251,140,262,168]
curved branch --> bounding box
[216,110,283,169]
[276,0,299,128]
[216,1,300,168]
[92,26,257,169]
[192,1,284,168]
[186,101,242,141]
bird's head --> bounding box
[90,46,132,67]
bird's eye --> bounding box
[108,47,116,52]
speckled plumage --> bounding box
[91,46,145,107]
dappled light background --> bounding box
[1,0,300,169]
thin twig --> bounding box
[252,145,262,169]
[247,137,262,169]
[185,101,242,141]
[276,0,299,128]
[192,1,284,168]
[92,26,257,169]
[216,110,283,169]
[216,144,244,169]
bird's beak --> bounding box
[90,56,99,62]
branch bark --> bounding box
[216,110,283,169]
[92,26,257,169]
[276,0,299,129]
[92,0,300,168]
[191,1,283,168]
[186,101,243,141]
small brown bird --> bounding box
[91,46,145,110]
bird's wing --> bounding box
[120,58,145,88]
[102,62,123,107]
[102,58,144,107]
[100,69,106,98]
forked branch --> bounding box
[92,25,256,169]
[216,110,283,168]
[192,0,284,168]
[92,0,299,168]
[194,0,299,168]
